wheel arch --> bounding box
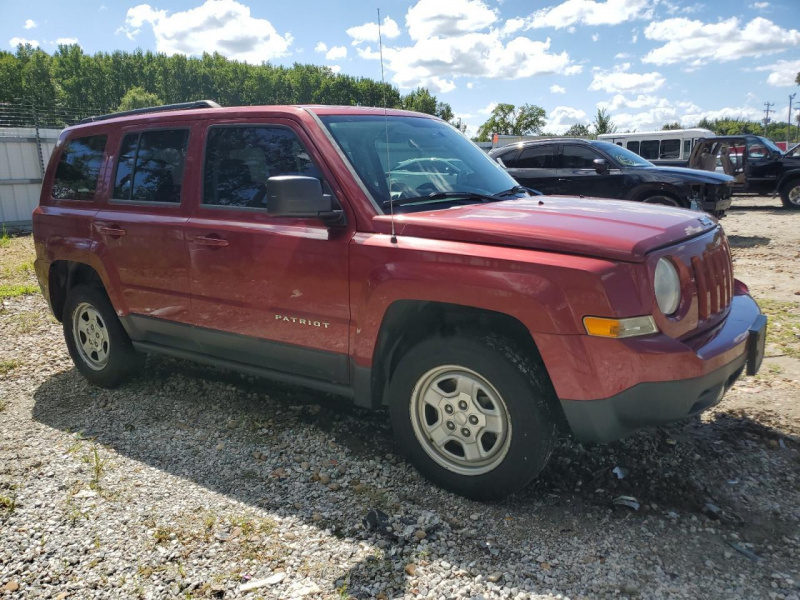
[628,183,687,207]
[362,300,567,427]
[48,260,106,322]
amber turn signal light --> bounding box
[583,315,658,339]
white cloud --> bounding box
[547,106,589,133]
[550,84,566,93]
[24,19,37,29]
[406,0,497,40]
[9,37,39,48]
[591,33,599,41]
[564,64,583,75]
[55,37,79,45]
[314,41,328,53]
[346,16,400,45]
[750,1,769,9]
[643,17,800,67]
[614,52,632,59]
[501,17,525,36]
[526,0,652,30]
[589,64,665,93]
[755,58,800,87]
[325,45,347,60]
[329,65,342,73]
[681,105,764,124]
[121,0,293,63]
[478,101,498,114]
[99,5,108,10]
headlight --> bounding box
[654,258,680,315]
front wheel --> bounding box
[642,194,683,208]
[63,285,145,387]
[780,179,800,210]
[388,334,558,500]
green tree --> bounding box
[592,108,617,135]
[402,87,438,114]
[118,86,162,111]
[564,123,590,137]
[662,122,682,130]
[476,103,547,141]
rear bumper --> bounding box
[555,293,765,442]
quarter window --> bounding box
[203,126,324,209]
[561,145,600,169]
[52,135,107,200]
[639,140,660,160]
[660,139,680,159]
[112,129,189,203]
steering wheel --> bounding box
[415,182,439,195]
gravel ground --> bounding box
[1,196,799,600]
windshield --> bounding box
[592,141,654,167]
[320,115,519,213]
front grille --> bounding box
[691,238,734,320]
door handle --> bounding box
[192,235,229,248]
[99,226,127,237]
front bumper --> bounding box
[557,294,765,443]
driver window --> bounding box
[202,126,325,209]
[561,145,601,169]
[746,140,768,159]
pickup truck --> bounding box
[32,102,767,499]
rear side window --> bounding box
[514,146,555,169]
[626,141,640,154]
[683,139,691,158]
[113,129,189,203]
[660,139,680,159]
[203,126,323,209]
[52,135,107,200]
[639,140,659,160]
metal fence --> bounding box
[0,102,111,229]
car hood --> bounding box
[376,196,718,262]
[640,165,734,184]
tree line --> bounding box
[0,43,455,125]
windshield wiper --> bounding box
[493,185,542,198]
[383,190,502,208]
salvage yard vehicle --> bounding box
[598,127,714,167]
[688,134,800,209]
[33,102,767,500]
[489,138,734,217]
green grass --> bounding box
[0,359,17,377]
[759,298,800,359]
[0,225,10,248]
[0,283,39,299]
[0,492,17,517]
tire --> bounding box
[388,333,558,500]
[780,179,800,210]
[63,284,145,387]
[642,194,684,208]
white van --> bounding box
[598,128,713,167]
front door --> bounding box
[501,144,560,194]
[556,144,626,199]
[744,138,780,194]
[184,120,352,383]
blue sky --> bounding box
[3,0,800,136]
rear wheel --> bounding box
[63,285,144,387]
[388,333,558,500]
[780,179,800,210]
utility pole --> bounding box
[763,102,774,136]
[789,93,797,146]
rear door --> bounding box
[183,119,352,383]
[500,144,559,194]
[93,126,193,324]
[555,144,626,199]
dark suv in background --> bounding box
[688,134,800,209]
[490,139,733,216]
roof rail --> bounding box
[78,100,221,125]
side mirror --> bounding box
[266,176,345,224]
[593,158,609,174]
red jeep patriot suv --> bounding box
[33,101,767,500]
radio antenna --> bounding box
[378,8,397,244]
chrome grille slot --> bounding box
[691,239,733,320]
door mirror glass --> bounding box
[593,158,609,174]
[267,176,339,221]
